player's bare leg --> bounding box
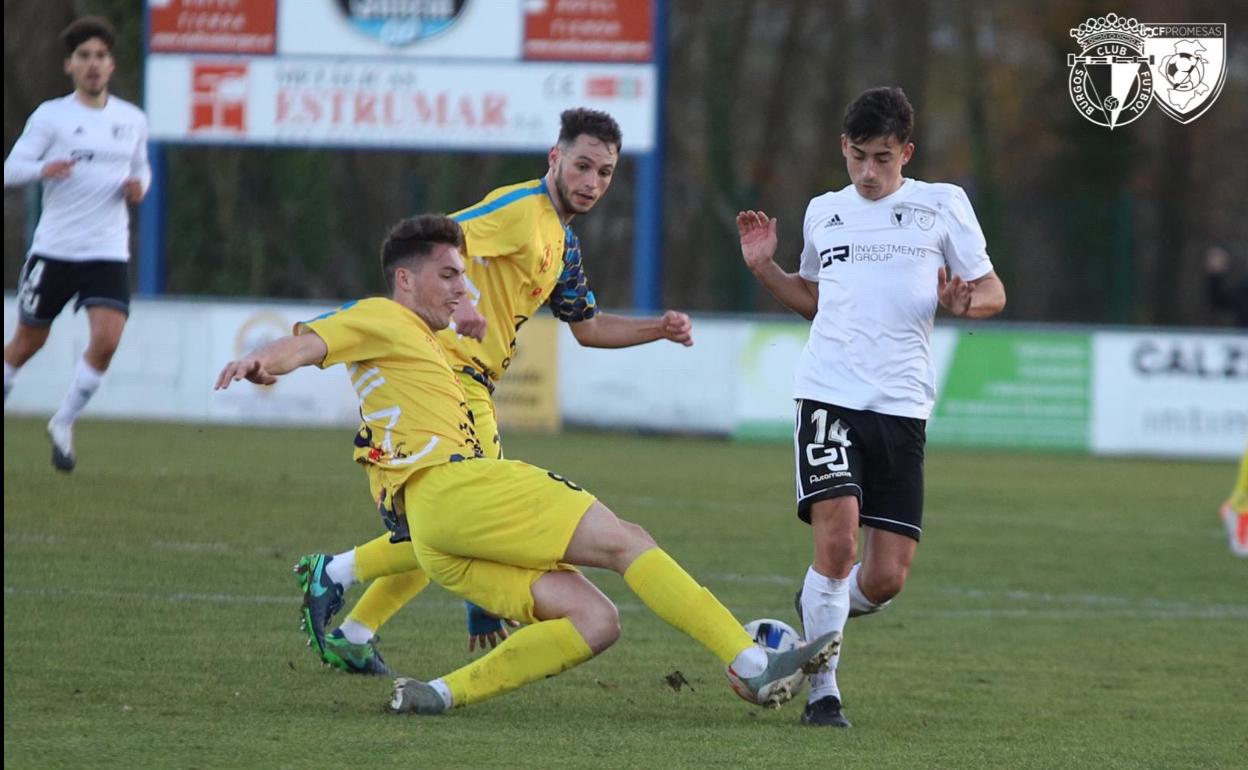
[854,528,917,612]
[391,569,611,713]
[796,495,857,726]
[564,501,839,708]
[46,306,125,471]
[3,322,51,402]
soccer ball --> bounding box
[724,618,806,706]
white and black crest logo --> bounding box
[1146,23,1227,124]
[1067,13,1227,128]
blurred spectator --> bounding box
[1204,246,1248,327]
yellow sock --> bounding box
[442,618,592,707]
[353,533,422,581]
[623,548,753,665]
[1230,449,1248,511]
[345,571,430,631]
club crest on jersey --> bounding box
[1066,13,1227,128]
[336,0,467,48]
[891,205,936,231]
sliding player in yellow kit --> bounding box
[1220,446,1248,557]
[215,214,838,714]
[294,109,697,674]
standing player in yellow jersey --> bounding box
[215,214,839,714]
[293,109,696,674]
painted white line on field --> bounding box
[608,495,1220,538]
[4,531,283,556]
[7,584,1246,621]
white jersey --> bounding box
[795,178,993,419]
[3,93,150,262]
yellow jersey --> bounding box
[440,178,598,389]
[298,297,482,488]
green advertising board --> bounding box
[928,330,1092,450]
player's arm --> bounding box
[123,116,152,204]
[568,311,693,348]
[213,332,328,389]
[938,267,1005,319]
[3,108,66,187]
[737,210,819,320]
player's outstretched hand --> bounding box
[122,178,145,204]
[452,301,487,342]
[41,160,75,180]
[660,310,694,346]
[465,601,520,653]
[214,359,278,389]
[937,267,973,316]
[737,210,779,272]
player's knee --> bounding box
[620,520,657,550]
[86,338,120,368]
[8,330,48,364]
[572,596,621,654]
[816,539,858,577]
[864,569,907,603]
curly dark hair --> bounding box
[380,214,465,291]
[843,87,914,144]
[557,108,623,153]
[61,16,116,56]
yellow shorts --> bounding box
[459,372,502,459]
[403,458,596,624]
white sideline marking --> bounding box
[7,532,1244,620]
[6,583,1245,621]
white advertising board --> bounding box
[3,297,359,426]
[146,55,656,152]
[276,0,522,59]
[1091,331,1248,458]
[556,321,742,434]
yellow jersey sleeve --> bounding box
[452,180,545,259]
[297,299,394,368]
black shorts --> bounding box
[15,255,130,326]
[794,398,927,541]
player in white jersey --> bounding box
[3,16,150,471]
[737,87,1006,727]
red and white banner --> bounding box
[147,56,656,152]
[149,0,278,55]
[524,0,653,62]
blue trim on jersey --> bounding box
[453,179,548,223]
[307,299,358,322]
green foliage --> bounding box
[4,418,1245,768]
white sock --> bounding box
[326,550,357,589]
[729,645,768,678]
[51,358,104,426]
[848,562,891,616]
[3,360,16,401]
[339,618,375,645]
[801,565,850,702]
[428,678,454,709]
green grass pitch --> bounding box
[4,417,1246,769]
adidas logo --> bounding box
[824,214,844,228]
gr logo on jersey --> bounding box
[336,0,468,48]
[1066,13,1227,128]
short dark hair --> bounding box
[380,215,465,292]
[558,108,623,154]
[61,16,116,56]
[843,87,914,144]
